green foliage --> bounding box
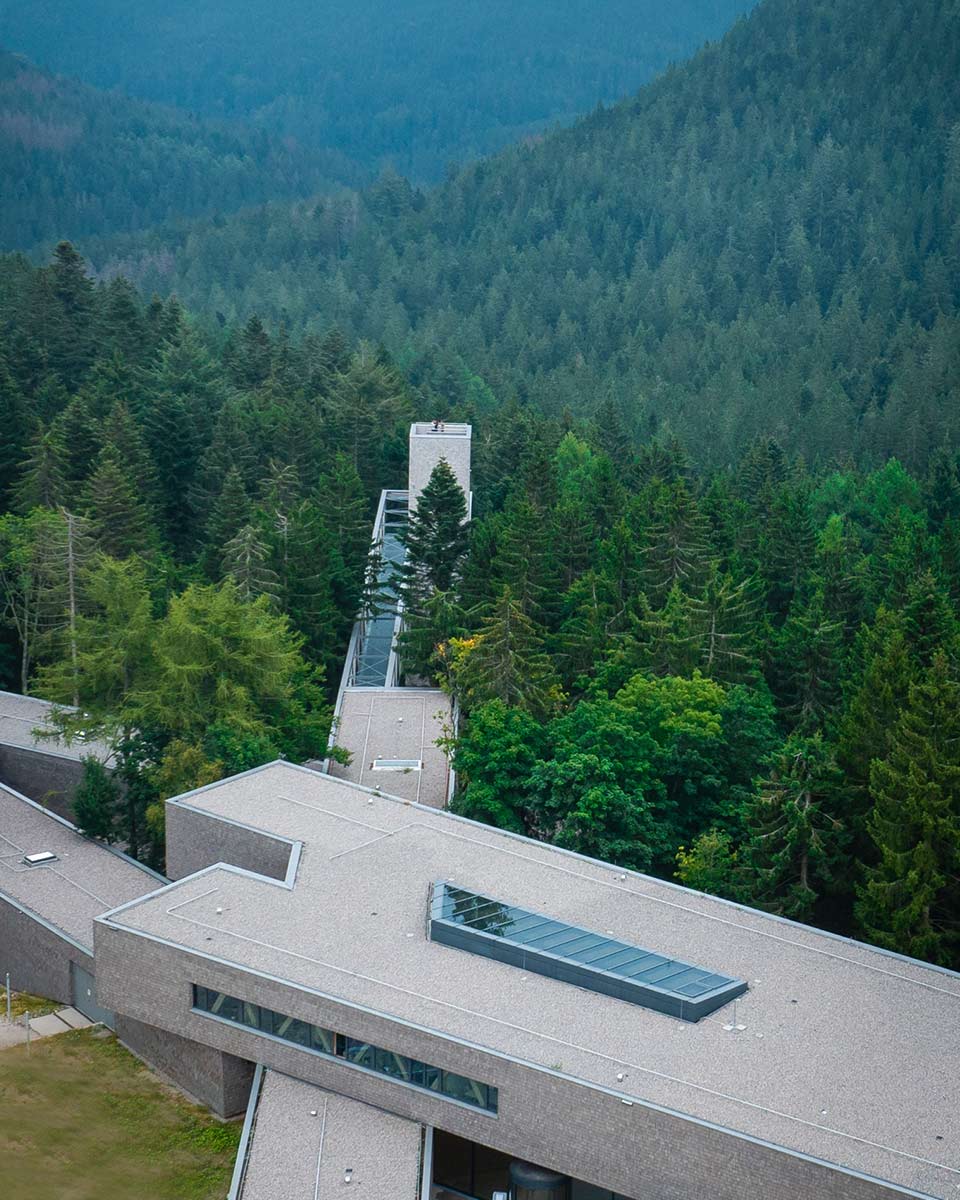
[856,653,960,967]
[73,757,121,843]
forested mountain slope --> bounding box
[97,0,960,469]
[0,51,353,249]
[2,1,753,182]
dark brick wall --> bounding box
[165,801,293,882]
[115,1012,254,1117]
[0,746,86,821]
[0,895,91,1002]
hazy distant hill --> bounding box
[0,51,355,250]
[94,0,960,468]
[1,0,754,182]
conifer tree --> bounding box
[688,571,760,683]
[491,496,560,622]
[53,394,101,489]
[99,401,160,515]
[402,459,469,595]
[83,451,157,559]
[0,356,26,505]
[221,524,280,603]
[12,421,70,513]
[738,735,845,922]
[447,586,561,717]
[46,242,95,389]
[772,591,842,731]
[203,466,251,576]
[73,757,121,843]
[857,653,960,967]
[643,480,713,603]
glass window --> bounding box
[191,984,497,1112]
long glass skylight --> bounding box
[430,883,747,1022]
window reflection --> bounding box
[192,984,497,1113]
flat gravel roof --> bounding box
[326,687,451,808]
[0,784,159,949]
[240,1070,422,1200]
[0,689,113,764]
[106,763,960,1198]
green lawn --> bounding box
[0,988,61,1019]
[0,1028,240,1199]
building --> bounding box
[2,424,958,1199]
[0,688,114,818]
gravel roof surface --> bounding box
[0,689,113,763]
[0,783,159,948]
[105,763,960,1198]
[241,1070,422,1199]
[326,687,451,807]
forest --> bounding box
[90,0,960,471]
[1,245,958,969]
[0,50,354,251]
[1,0,753,184]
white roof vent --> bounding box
[22,851,58,867]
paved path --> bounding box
[0,1005,94,1049]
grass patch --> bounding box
[0,1028,240,1199]
[0,988,60,1019]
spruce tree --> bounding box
[73,757,121,843]
[83,451,157,559]
[221,524,280,603]
[203,466,251,577]
[857,653,960,967]
[402,459,468,595]
[738,735,845,922]
[12,421,70,513]
[447,586,561,717]
[643,480,714,604]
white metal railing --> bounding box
[410,422,471,437]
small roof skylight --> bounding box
[430,882,747,1022]
[22,851,59,867]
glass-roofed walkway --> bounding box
[350,489,408,688]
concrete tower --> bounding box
[407,421,472,514]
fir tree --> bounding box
[447,586,561,717]
[739,734,845,922]
[221,524,280,603]
[73,757,121,843]
[83,451,157,559]
[203,466,251,576]
[12,421,70,513]
[857,653,960,967]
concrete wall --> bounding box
[0,893,90,1003]
[166,802,294,883]
[93,921,910,1200]
[0,745,86,821]
[408,425,471,514]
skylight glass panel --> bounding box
[430,882,747,1022]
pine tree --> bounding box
[52,394,101,489]
[73,757,121,843]
[491,496,560,623]
[857,653,960,967]
[46,242,95,389]
[688,571,760,683]
[643,480,714,603]
[203,466,251,577]
[447,586,561,717]
[0,355,27,505]
[83,451,157,559]
[738,735,845,922]
[772,591,842,731]
[221,524,280,603]
[402,458,468,595]
[12,421,70,513]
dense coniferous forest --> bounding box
[1,246,958,966]
[1,0,959,971]
[0,51,355,250]
[93,0,960,470]
[1,0,753,183]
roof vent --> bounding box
[22,851,58,867]
[430,882,748,1023]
